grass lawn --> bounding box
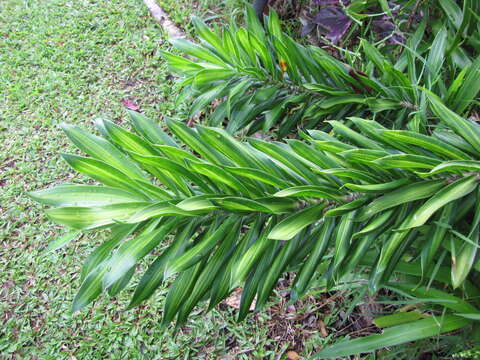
[0,1,339,359]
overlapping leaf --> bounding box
[32,102,480,333]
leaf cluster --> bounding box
[32,92,480,355]
[164,4,479,137]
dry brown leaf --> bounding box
[318,319,328,338]
[223,287,256,310]
[286,350,300,360]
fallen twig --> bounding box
[143,0,186,39]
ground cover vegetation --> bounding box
[30,0,480,358]
[2,1,325,359]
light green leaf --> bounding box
[312,315,470,359]
[374,312,426,328]
[60,123,146,180]
[274,185,344,201]
[268,203,325,240]
[382,130,470,160]
[400,176,478,230]
[46,202,151,230]
[44,230,81,254]
[103,218,178,288]
[29,185,143,207]
[357,180,444,221]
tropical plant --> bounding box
[163,3,479,136]
[32,91,480,356]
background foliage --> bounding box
[165,1,479,137]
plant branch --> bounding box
[143,0,186,39]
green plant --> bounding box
[163,4,479,137]
[32,91,480,356]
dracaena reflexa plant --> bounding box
[163,5,480,137]
[32,93,480,357]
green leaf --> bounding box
[292,217,335,298]
[162,260,205,326]
[100,119,160,156]
[341,149,389,164]
[46,202,152,230]
[455,314,480,320]
[318,168,382,183]
[167,216,240,276]
[452,228,479,289]
[374,154,441,170]
[124,202,196,223]
[193,69,235,87]
[319,95,368,109]
[44,230,81,254]
[72,263,109,312]
[421,204,454,274]
[274,185,344,201]
[249,139,320,185]
[170,38,226,66]
[343,178,410,193]
[427,92,480,153]
[126,151,212,193]
[400,176,478,230]
[128,220,199,308]
[232,219,275,284]
[332,212,356,274]
[187,161,254,196]
[352,209,394,239]
[425,28,447,87]
[433,129,480,156]
[374,312,426,328]
[178,223,239,321]
[196,126,265,169]
[391,284,480,314]
[438,0,463,28]
[60,123,146,180]
[160,50,204,73]
[427,160,480,176]
[382,130,471,160]
[370,221,415,289]
[224,166,292,189]
[106,268,134,297]
[238,242,277,321]
[268,203,325,240]
[29,185,144,207]
[325,197,368,217]
[166,118,230,165]
[61,154,150,199]
[103,218,178,288]
[256,230,302,308]
[450,55,480,113]
[312,315,470,359]
[192,16,227,57]
[81,224,138,281]
[215,197,290,214]
[357,180,445,222]
[328,120,383,150]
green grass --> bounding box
[158,0,246,35]
[0,1,339,358]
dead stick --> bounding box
[143,0,186,38]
